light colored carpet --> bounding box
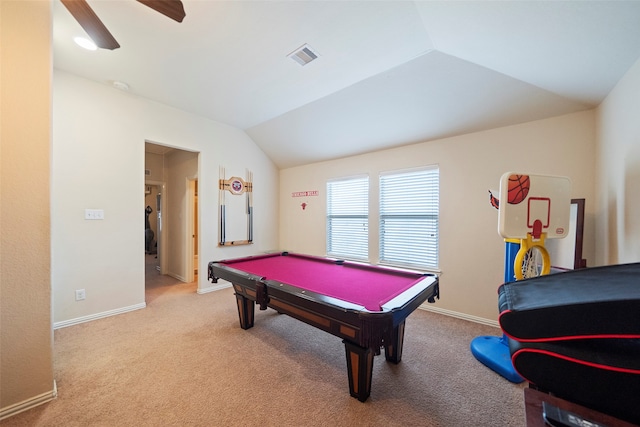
[2,255,526,426]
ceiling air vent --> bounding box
[288,44,319,66]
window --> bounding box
[379,167,439,270]
[326,176,369,260]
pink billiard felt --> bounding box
[224,254,424,311]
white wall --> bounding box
[52,71,279,326]
[596,57,640,265]
[280,111,597,322]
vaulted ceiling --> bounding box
[53,1,640,168]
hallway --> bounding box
[145,254,197,305]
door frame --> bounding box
[186,175,198,283]
[145,179,167,275]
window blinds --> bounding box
[379,167,439,269]
[326,176,369,260]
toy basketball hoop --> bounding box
[471,172,572,382]
[498,172,571,279]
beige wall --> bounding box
[165,149,198,281]
[0,0,56,416]
[596,57,640,265]
[145,151,164,182]
[52,70,280,326]
[280,111,597,322]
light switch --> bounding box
[85,209,105,220]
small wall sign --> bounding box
[292,190,319,197]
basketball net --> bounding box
[515,231,550,280]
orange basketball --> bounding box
[507,174,530,204]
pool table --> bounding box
[208,251,439,402]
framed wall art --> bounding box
[219,167,253,246]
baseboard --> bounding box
[53,303,146,329]
[0,380,57,421]
[197,279,232,294]
[419,304,500,328]
[168,272,187,282]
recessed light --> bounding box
[74,36,97,51]
[112,81,130,91]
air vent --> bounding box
[288,44,319,66]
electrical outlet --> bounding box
[75,289,86,301]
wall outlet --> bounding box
[75,289,86,301]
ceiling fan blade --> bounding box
[136,0,186,23]
[61,0,120,50]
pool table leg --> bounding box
[235,293,255,330]
[384,321,405,364]
[343,340,374,402]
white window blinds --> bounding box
[326,176,369,260]
[379,167,439,269]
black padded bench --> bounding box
[499,263,640,341]
[497,263,640,425]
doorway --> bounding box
[144,181,165,272]
[144,142,199,292]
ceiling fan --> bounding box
[61,0,186,50]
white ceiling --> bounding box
[53,1,640,168]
